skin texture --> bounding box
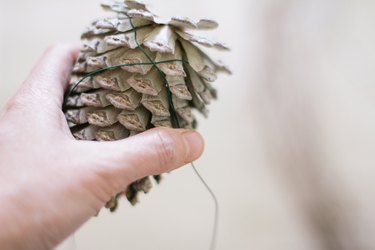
[0,44,204,250]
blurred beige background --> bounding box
[1,0,375,250]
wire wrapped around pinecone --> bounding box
[64,0,230,212]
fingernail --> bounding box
[182,131,205,162]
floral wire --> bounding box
[65,59,188,99]
[127,14,220,250]
[191,162,219,250]
[124,13,181,128]
[65,14,220,250]
[125,14,220,250]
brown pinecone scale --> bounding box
[64,0,230,212]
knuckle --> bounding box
[0,123,9,141]
[45,43,65,54]
[3,96,29,114]
[155,129,179,170]
[43,43,72,61]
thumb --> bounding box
[88,128,205,188]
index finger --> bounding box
[24,44,80,105]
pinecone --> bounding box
[64,0,230,212]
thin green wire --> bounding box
[124,14,219,250]
[66,59,187,97]
[66,14,220,250]
[124,13,181,128]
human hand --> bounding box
[0,44,204,250]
